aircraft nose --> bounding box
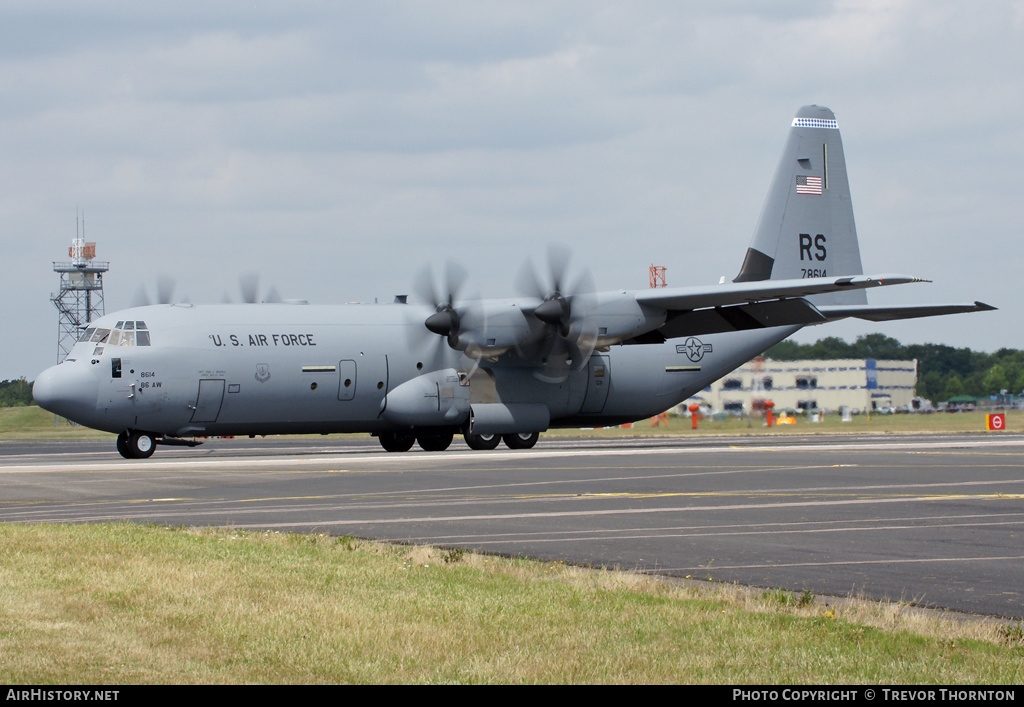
[33,362,99,422]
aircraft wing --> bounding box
[815,302,997,322]
[633,273,926,312]
[625,273,935,341]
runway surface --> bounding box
[2,433,1023,618]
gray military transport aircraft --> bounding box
[33,106,994,459]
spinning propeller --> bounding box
[515,245,599,374]
[408,261,488,373]
[409,248,602,379]
[133,273,287,307]
[224,272,282,304]
[131,275,184,307]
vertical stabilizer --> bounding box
[734,106,865,305]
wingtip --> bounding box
[975,301,998,312]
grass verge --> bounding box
[1,523,1021,684]
[0,406,114,440]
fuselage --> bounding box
[32,301,798,439]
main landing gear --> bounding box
[377,430,539,452]
[464,432,500,450]
[501,431,540,449]
[378,432,416,453]
[378,431,456,452]
[116,430,157,459]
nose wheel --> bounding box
[117,431,157,459]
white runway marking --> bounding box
[3,435,1023,473]
[230,493,1024,530]
[656,555,1024,573]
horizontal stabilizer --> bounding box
[816,301,996,323]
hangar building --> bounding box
[686,358,919,415]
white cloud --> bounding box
[2,1,1021,379]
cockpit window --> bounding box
[90,321,151,348]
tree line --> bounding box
[765,334,1024,402]
[0,378,33,407]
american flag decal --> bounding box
[796,175,823,195]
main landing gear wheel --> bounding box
[379,432,415,452]
[502,431,539,450]
[417,432,454,452]
[464,432,501,450]
[118,431,156,459]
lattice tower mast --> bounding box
[649,264,666,289]
[51,217,109,362]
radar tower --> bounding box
[51,216,109,362]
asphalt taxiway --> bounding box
[2,433,1023,618]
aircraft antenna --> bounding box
[51,213,108,363]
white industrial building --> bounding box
[684,358,919,415]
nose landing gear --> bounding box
[117,430,157,459]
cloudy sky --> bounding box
[2,1,1022,380]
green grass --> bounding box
[0,406,114,440]
[0,524,1020,684]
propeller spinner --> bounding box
[414,261,474,350]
